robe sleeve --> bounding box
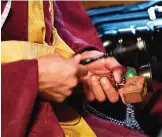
[54,1,106,53]
[2,60,38,137]
[2,60,65,137]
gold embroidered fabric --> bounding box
[1,40,74,63]
[58,104,97,137]
[61,110,97,137]
[28,0,46,44]
[28,0,74,58]
[49,0,74,57]
[1,41,55,63]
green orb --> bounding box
[125,67,137,78]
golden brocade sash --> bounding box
[1,1,97,137]
[58,104,97,137]
[28,0,74,56]
[1,41,74,63]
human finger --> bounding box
[105,57,123,83]
[100,77,119,103]
[83,79,95,101]
[118,88,127,104]
[39,90,66,103]
[77,65,88,77]
[89,75,106,102]
[73,54,82,64]
[73,54,88,76]
[59,89,73,97]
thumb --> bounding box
[73,54,81,64]
[78,65,88,77]
[74,54,88,77]
[118,88,127,104]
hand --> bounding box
[38,54,88,103]
[81,50,123,103]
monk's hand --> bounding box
[81,50,123,103]
[38,54,88,103]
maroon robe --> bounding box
[2,1,162,137]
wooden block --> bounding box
[123,76,146,104]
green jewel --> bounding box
[125,67,137,78]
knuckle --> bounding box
[73,79,78,87]
[100,77,107,81]
[101,83,113,92]
[70,79,78,88]
[104,86,111,91]
[56,97,65,103]
[90,75,98,82]
[73,65,78,74]
[68,65,76,75]
[66,90,72,96]
[79,66,88,76]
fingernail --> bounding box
[113,72,121,83]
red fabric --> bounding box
[54,1,105,53]
[84,115,147,137]
[28,100,64,137]
[1,1,53,45]
[2,60,38,137]
[2,60,65,137]
[1,1,28,41]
